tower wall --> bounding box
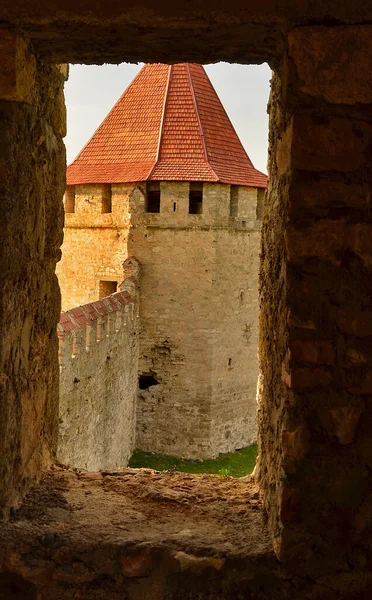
[57,184,134,310]
[57,180,262,461]
[131,181,261,458]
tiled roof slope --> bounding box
[67,63,267,188]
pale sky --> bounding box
[64,62,271,175]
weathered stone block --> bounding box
[347,223,372,266]
[318,403,364,444]
[119,550,153,578]
[282,424,309,465]
[285,219,346,265]
[281,363,333,389]
[290,115,372,173]
[335,308,372,337]
[290,339,335,365]
[289,26,372,105]
[0,29,36,103]
[347,370,372,395]
[289,179,371,213]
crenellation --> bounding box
[58,290,139,470]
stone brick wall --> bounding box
[0,30,66,516]
[57,183,133,310]
[258,25,372,570]
[57,181,261,460]
[131,182,261,458]
[57,291,139,471]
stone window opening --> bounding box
[146,183,161,213]
[98,280,118,298]
[2,7,370,594]
[64,185,75,213]
[230,185,238,217]
[256,188,265,220]
[101,184,112,213]
[138,372,159,389]
[189,183,203,214]
[173,202,177,212]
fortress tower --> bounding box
[57,63,267,459]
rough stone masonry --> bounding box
[2,4,372,598]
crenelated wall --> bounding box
[57,181,262,460]
[131,182,261,458]
[57,290,139,471]
[57,183,134,311]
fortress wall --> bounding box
[131,181,261,459]
[57,184,135,311]
[209,227,261,453]
[57,180,261,460]
[57,291,139,471]
[132,225,215,458]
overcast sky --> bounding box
[64,62,271,175]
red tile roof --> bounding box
[67,63,267,188]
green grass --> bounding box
[128,444,257,478]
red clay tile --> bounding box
[67,63,267,189]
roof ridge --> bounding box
[146,64,172,180]
[186,64,219,181]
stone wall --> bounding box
[2,7,372,598]
[131,182,261,458]
[57,290,139,471]
[57,183,133,311]
[258,25,372,570]
[0,31,66,516]
[58,181,261,460]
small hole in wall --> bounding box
[173,202,177,212]
[228,358,232,367]
[139,373,159,389]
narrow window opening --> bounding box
[256,188,265,220]
[173,202,177,212]
[139,373,159,389]
[98,280,117,299]
[101,184,112,214]
[228,358,232,367]
[189,183,203,214]
[230,185,238,217]
[64,185,75,213]
[146,183,160,213]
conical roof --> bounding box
[67,63,267,188]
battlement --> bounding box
[57,290,139,471]
[57,291,135,361]
[63,182,264,231]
